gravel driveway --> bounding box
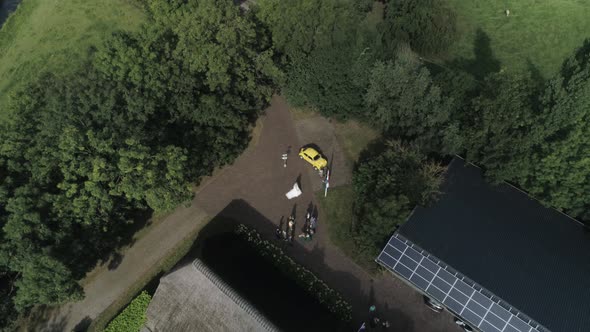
[194,95,461,332]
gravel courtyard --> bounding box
[194,95,460,332]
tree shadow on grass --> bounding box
[526,58,544,84]
[449,28,501,80]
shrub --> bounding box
[365,47,460,153]
[352,140,445,257]
[383,0,457,55]
[104,291,151,332]
[235,225,352,322]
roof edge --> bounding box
[191,259,280,332]
[377,233,551,332]
[452,155,585,227]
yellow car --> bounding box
[299,147,327,170]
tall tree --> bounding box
[365,48,460,153]
[255,0,381,118]
[383,0,457,55]
[284,44,373,118]
[255,0,362,59]
[524,40,590,219]
[465,72,541,182]
[466,40,590,220]
[353,140,445,257]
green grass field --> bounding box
[447,0,590,78]
[317,186,379,273]
[0,0,146,117]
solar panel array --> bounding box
[377,234,550,332]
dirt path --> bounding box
[33,206,209,332]
[194,96,460,332]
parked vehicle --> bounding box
[454,317,474,331]
[299,147,327,170]
[423,296,444,313]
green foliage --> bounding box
[353,141,445,257]
[256,0,380,118]
[465,72,540,182]
[522,40,590,219]
[235,225,353,322]
[465,40,590,221]
[446,0,590,76]
[365,48,460,153]
[13,255,83,310]
[433,67,479,114]
[284,44,372,118]
[355,0,375,13]
[0,0,278,315]
[383,0,457,55]
[104,291,151,332]
[255,0,362,58]
[0,0,146,114]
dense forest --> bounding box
[1,0,590,329]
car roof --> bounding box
[303,147,319,157]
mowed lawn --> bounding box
[447,0,590,77]
[0,0,146,117]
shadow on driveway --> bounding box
[164,199,415,332]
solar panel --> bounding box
[377,234,551,332]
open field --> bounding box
[447,0,590,77]
[0,0,146,116]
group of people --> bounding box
[275,210,318,243]
[275,216,294,242]
[298,211,317,241]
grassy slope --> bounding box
[447,0,590,77]
[0,0,146,117]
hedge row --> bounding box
[104,291,151,332]
[235,224,353,322]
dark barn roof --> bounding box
[398,157,590,332]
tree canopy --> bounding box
[352,141,445,257]
[464,40,590,220]
[383,0,457,55]
[465,72,541,182]
[522,41,590,219]
[0,0,278,317]
[365,48,460,153]
[255,0,380,118]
